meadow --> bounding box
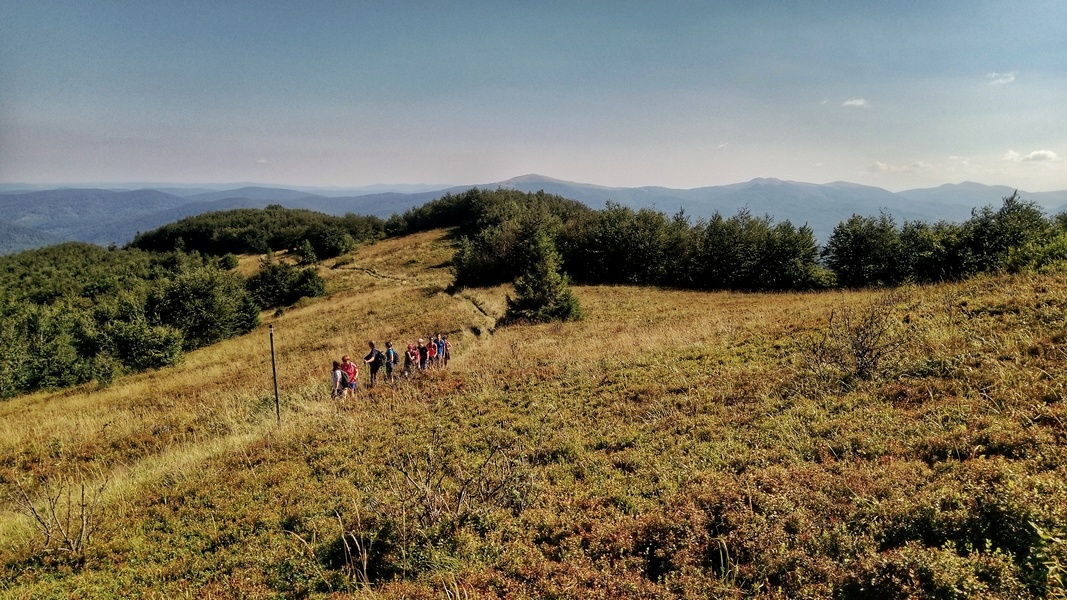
[2,229,1066,598]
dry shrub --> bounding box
[8,473,109,566]
[797,289,914,383]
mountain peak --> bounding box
[498,174,568,186]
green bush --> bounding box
[147,267,260,351]
[219,253,240,270]
[500,226,582,325]
[246,260,326,309]
[104,319,184,371]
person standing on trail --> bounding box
[426,337,437,368]
[404,343,417,377]
[331,360,347,399]
[384,341,399,381]
[340,355,358,395]
[364,341,383,387]
[442,336,452,367]
[417,338,429,371]
[434,335,447,368]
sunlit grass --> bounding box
[3,229,1067,597]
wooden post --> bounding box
[270,324,280,425]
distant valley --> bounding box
[2,175,1066,255]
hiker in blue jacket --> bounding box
[383,341,399,381]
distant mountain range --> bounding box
[2,175,1066,255]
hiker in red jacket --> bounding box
[340,355,358,395]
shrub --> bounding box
[500,226,582,325]
[147,267,260,351]
[219,253,240,270]
[12,474,111,567]
[246,259,326,309]
[837,542,1027,599]
[797,289,911,381]
[103,319,184,371]
[295,239,318,265]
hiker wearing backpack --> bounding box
[340,355,358,395]
[384,341,399,381]
[331,361,347,399]
[364,341,384,387]
[417,338,429,371]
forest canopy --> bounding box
[392,188,1066,293]
[129,205,385,259]
[0,237,324,399]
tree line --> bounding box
[0,210,333,398]
[392,187,1067,294]
[130,204,385,260]
[822,193,1065,286]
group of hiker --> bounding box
[331,335,452,398]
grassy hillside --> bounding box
[2,229,1066,598]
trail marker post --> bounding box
[270,324,280,425]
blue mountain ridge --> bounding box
[2,176,1064,254]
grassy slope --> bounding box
[2,229,1066,598]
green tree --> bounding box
[218,253,240,270]
[312,223,357,258]
[104,319,184,371]
[500,226,582,325]
[964,192,1051,274]
[147,267,260,351]
[899,220,969,282]
[822,212,904,288]
[296,239,318,265]
[246,259,326,309]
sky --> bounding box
[1,1,1065,192]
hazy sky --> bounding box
[2,1,1065,191]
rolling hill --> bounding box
[1,228,1065,597]
[0,220,63,254]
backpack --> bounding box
[386,348,398,365]
[339,370,350,387]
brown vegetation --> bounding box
[2,229,1066,598]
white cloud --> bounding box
[867,160,932,174]
[843,98,870,108]
[1004,149,1060,162]
[1022,150,1059,162]
[987,71,1016,85]
[716,142,729,149]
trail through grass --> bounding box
[3,229,1067,598]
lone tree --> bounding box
[500,226,582,325]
